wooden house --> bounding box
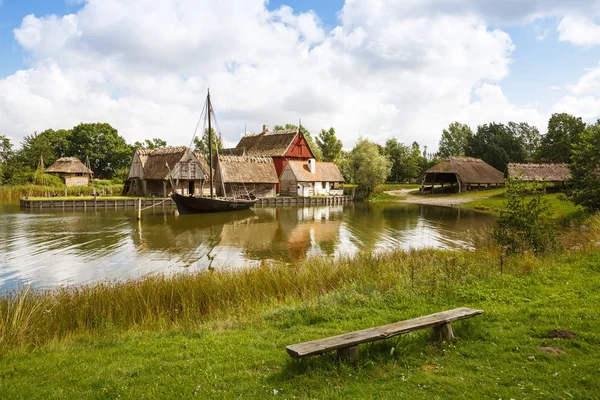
[419,157,504,193]
[505,163,571,184]
[235,125,315,192]
[45,157,93,187]
[279,159,344,197]
[125,147,209,197]
[215,155,279,198]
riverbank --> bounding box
[1,219,599,398]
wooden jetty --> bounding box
[19,195,353,210]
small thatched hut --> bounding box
[45,157,93,187]
[125,147,209,197]
[420,157,504,193]
[215,155,279,198]
[279,159,344,197]
[506,163,571,183]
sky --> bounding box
[0,0,599,151]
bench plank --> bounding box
[286,307,483,359]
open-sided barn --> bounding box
[420,157,504,193]
[45,157,93,187]
[506,163,571,183]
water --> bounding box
[0,202,495,291]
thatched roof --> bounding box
[506,163,571,182]
[220,147,246,156]
[218,155,279,183]
[422,157,504,184]
[45,157,93,175]
[236,129,301,157]
[286,160,344,182]
[140,147,190,179]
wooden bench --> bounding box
[286,307,483,361]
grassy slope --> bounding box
[1,251,599,399]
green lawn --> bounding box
[1,249,599,399]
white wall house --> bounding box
[279,159,345,197]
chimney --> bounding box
[263,124,269,134]
[308,158,316,174]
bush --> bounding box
[493,177,559,256]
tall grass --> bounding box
[0,181,124,201]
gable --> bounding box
[284,132,315,159]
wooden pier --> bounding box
[19,195,353,210]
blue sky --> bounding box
[0,0,599,149]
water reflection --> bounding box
[0,202,495,291]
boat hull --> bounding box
[171,193,258,214]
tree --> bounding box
[18,129,72,170]
[384,139,410,182]
[467,123,525,171]
[438,122,472,158]
[315,127,343,162]
[349,138,391,194]
[274,124,323,161]
[507,122,540,161]
[68,123,132,179]
[134,138,167,149]
[568,124,600,211]
[537,113,586,163]
[193,128,223,162]
[0,135,14,184]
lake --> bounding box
[0,202,495,291]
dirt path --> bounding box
[386,189,477,207]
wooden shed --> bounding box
[235,125,315,192]
[279,159,344,197]
[125,147,209,197]
[215,155,279,198]
[420,157,504,193]
[45,157,93,187]
[505,163,571,183]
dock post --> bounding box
[137,198,142,220]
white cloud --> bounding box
[558,15,600,46]
[569,64,600,94]
[0,0,557,152]
[553,95,600,120]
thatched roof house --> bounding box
[125,146,210,197]
[506,163,571,183]
[420,157,504,193]
[215,155,279,198]
[45,157,93,187]
[279,159,344,197]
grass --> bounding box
[0,181,124,201]
[1,245,599,398]
[381,183,421,191]
[24,196,156,201]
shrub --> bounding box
[493,177,559,256]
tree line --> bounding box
[0,113,598,210]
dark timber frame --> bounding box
[286,308,484,361]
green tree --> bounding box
[467,123,525,171]
[438,122,473,158]
[537,113,586,163]
[134,138,168,149]
[0,135,14,184]
[315,127,343,162]
[193,128,223,162]
[493,177,558,257]
[18,129,72,170]
[384,138,410,182]
[507,122,540,161]
[349,138,391,194]
[68,123,132,179]
[274,124,323,161]
[568,124,600,211]
[337,150,354,183]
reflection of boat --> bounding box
[171,89,258,214]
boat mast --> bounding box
[208,89,214,199]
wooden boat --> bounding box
[171,90,258,214]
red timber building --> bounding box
[234,125,315,193]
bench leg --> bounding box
[432,322,454,342]
[337,346,358,362]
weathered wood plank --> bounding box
[286,307,483,359]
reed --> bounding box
[0,245,534,350]
[0,182,124,201]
